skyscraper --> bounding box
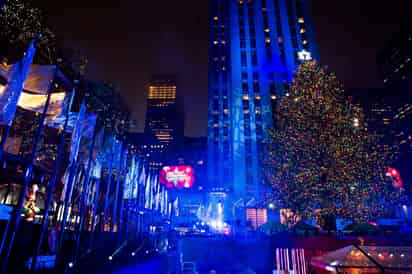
[144,75,183,170]
[208,0,318,207]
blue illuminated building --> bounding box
[208,0,318,213]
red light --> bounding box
[368,221,378,227]
[159,166,194,189]
[387,168,403,188]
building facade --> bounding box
[144,75,183,170]
[208,0,318,207]
[376,18,412,194]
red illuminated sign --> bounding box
[160,166,194,189]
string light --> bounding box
[264,61,406,224]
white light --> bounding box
[298,49,312,61]
[108,256,113,261]
[68,262,74,268]
[268,203,275,209]
[401,254,405,258]
[326,266,336,272]
[330,260,339,266]
[131,252,135,256]
[403,205,407,210]
[145,250,149,254]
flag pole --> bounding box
[0,69,57,274]
[57,100,87,262]
[30,84,77,272]
[89,129,106,250]
[89,177,100,249]
[116,148,128,240]
[111,143,125,232]
[103,137,115,232]
[57,158,78,249]
[73,124,98,262]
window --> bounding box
[242,82,249,93]
[242,72,248,81]
[241,52,247,66]
[253,82,260,93]
[251,51,258,66]
[250,39,256,48]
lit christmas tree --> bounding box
[264,61,406,225]
[0,0,56,63]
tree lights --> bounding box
[264,61,406,224]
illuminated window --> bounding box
[213,40,218,45]
[298,18,305,23]
[243,95,249,100]
[255,95,261,100]
[302,40,308,45]
[264,28,270,33]
[271,95,276,100]
[246,208,268,229]
[214,123,219,128]
[300,28,306,34]
[213,16,219,21]
[265,38,271,44]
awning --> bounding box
[311,245,412,273]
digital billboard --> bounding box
[160,166,194,189]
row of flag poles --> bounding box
[0,40,174,272]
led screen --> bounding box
[160,166,194,189]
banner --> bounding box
[144,172,151,209]
[0,40,36,125]
[69,101,86,163]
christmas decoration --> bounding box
[264,61,406,224]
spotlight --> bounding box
[68,262,74,268]
[131,252,136,256]
[145,250,149,254]
[108,256,113,261]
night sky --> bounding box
[40,1,412,136]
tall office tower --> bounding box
[377,19,412,193]
[208,0,318,208]
[144,75,183,170]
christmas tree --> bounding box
[0,0,56,63]
[264,61,405,224]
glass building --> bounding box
[207,0,318,208]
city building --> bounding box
[376,18,412,194]
[144,75,184,170]
[347,88,396,148]
[208,0,318,217]
[377,19,412,90]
